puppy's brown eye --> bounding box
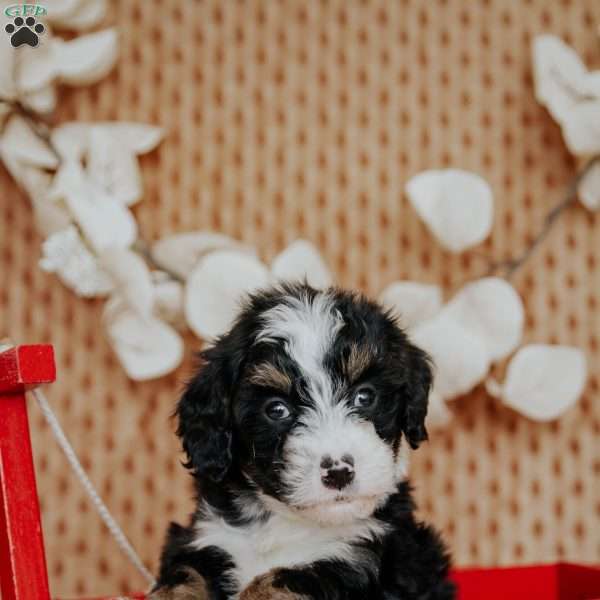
[265,399,292,421]
[352,386,377,409]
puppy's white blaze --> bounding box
[257,291,402,523]
[191,503,385,591]
[256,292,344,412]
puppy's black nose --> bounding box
[321,466,355,490]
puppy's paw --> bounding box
[149,568,210,600]
[239,571,308,600]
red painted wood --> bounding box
[0,345,56,394]
[0,345,54,600]
[452,563,600,599]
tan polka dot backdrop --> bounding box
[1,0,599,595]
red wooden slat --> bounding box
[0,345,55,599]
[0,345,56,394]
[0,392,51,600]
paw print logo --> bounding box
[5,16,45,48]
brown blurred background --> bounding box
[1,0,599,596]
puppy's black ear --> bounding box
[399,343,433,450]
[176,343,243,482]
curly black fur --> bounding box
[154,283,454,599]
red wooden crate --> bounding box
[452,564,600,599]
[2,345,600,599]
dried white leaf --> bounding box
[152,231,253,281]
[21,84,57,114]
[411,312,491,400]
[50,122,89,161]
[39,226,113,297]
[271,240,333,289]
[104,297,183,381]
[16,39,57,92]
[50,161,137,252]
[406,169,494,253]
[98,123,164,155]
[577,161,600,211]
[379,281,442,330]
[561,103,600,156]
[532,35,591,122]
[1,158,70,237]
[532,35,600,157]
[499,345,587,421]
[46,0,107,30]
[53,29,118,85]
[51,122,163,162]
[99,248,154,317]
[0,115,59,169]
[152,274,185,327]
[185,250,271,339]
[443,277,524,362]
[88,126,143,206]
[426,390,452,430]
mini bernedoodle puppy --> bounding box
[152,283,455,600]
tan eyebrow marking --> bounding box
[344,343,376,382]
[249,362,292,392]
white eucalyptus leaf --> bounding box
[50,122,163,162]
[379,281,442,330]
[152,275,185,327]
[426,390,452,430]
[561,103,600,156]
[53,28,118,85]
[152,231,253,281]
[104,297,183,381]
[271,239,333,289]
[21,84,57,114]
[577,161,600,211]
[411,312,491,400]
[532,35,589,123]
[88,126,143,205]
[98,123,164,155]
[582,72,600,98]
[39,226,113,297]
[46,0,107,30]
[443,277,524,361]
[500,345,587,421]
[185,250,271,340]
[1,158,70,236]
[16,39,57,92]
[50,161,137,251]
[0,146,49,197]
[50,122,89,161]
[99,248,154,317]
[0,115,58,169]
[406,169,494,252]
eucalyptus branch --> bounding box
[484,155,600,279]
[1,91,185,286]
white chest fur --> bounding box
[191,508,385,591]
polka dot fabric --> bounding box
[1,0,599,595]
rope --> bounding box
[31,388,157,588]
